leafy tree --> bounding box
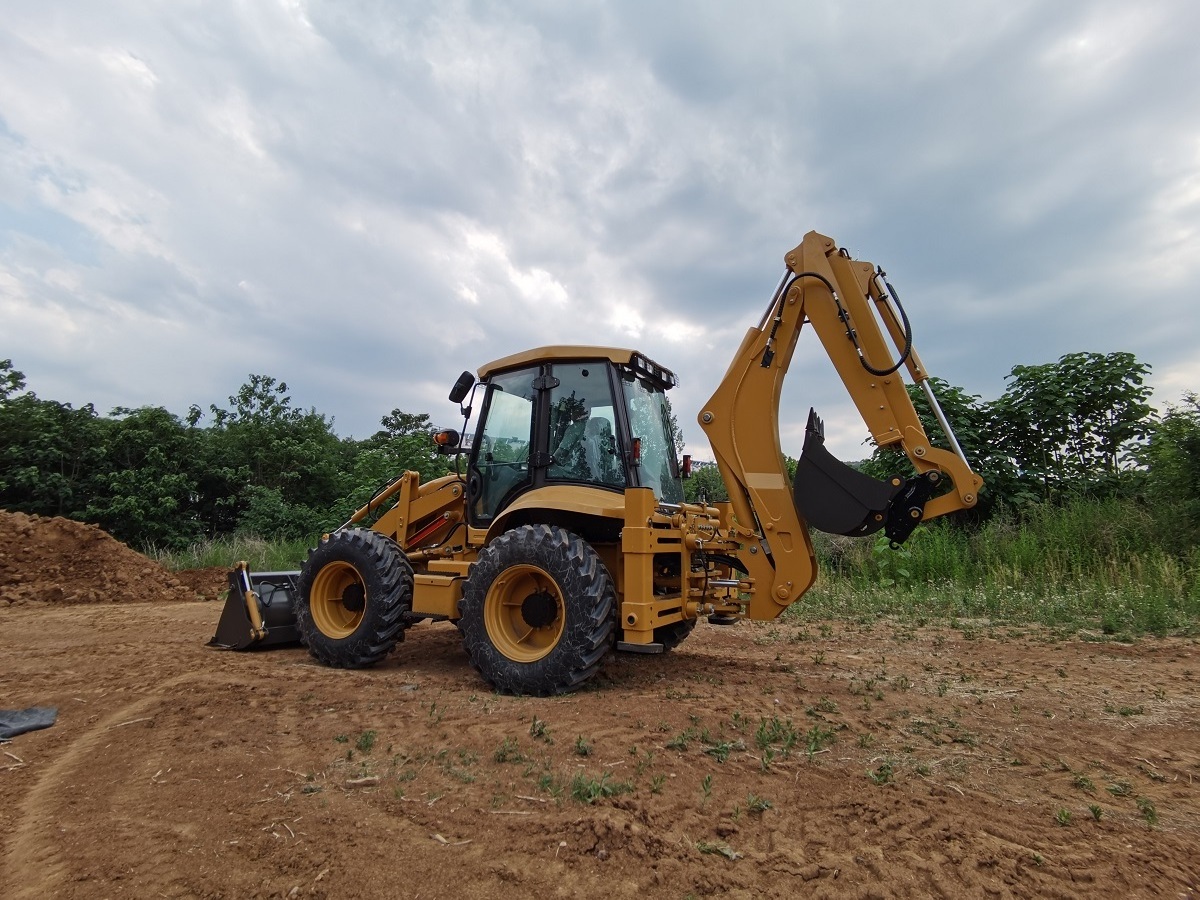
[860,377,1026,516]
[993,352,1153,502]
[338,409,453,521]
[200,374,347,537]
[0,359,25,402]
[1138,393,1200,554]
[84,406,202,549]
[664,395,686,459]
[0,364,106,518]
[683,461,729,504]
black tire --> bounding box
[296,528,412,668]
[459,524,615,696]
[654,618,697,652]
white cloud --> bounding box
[0,0,1198,462]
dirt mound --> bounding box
[170,565,230,602]
[0,510,201,607]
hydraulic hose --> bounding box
[766,269,914,377]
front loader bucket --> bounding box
[793,409,901,537]
[208,563,302,650]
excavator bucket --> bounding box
[793,409,901,538]
[208,562,302,650]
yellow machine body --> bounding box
[213,232,983,695]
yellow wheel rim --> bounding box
[483,564,565,663]
[310,561,367,639]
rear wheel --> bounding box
[654,618,697,652]
[459,524,614,695]
[296,528,412,668]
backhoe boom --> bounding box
[699,231,982,619]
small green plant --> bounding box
[804,724,836,758]
[530,716,553,744]
[1054,808,1072,826]
[334,734,349,744]
[700,773,714,803]
[703,739,743,763]
[695,840,740,860]
[1107,779,1133,797]
[755,716,799,757]
[356,730,377,754]
[634,748,654,776]
[574,735,592,757]
[759,747,776,771]
[1136,796,1158,826]
[746,793,772,815]
[570,772,631,804]
[1089,804,1103,821]
[667,727,698,751]
[857,732,875,749]
[872,532,912,587]
[536,772,564,799]
[1072,773,1095,792]
[650,773,666,794]
[867,760,894,785]
[494,737,525,763]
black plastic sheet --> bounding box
[0,707,58,740]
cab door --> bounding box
[468,367,537,524]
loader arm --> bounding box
[699,231,982,619]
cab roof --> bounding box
[477,345,678,388]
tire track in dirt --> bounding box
[3,670,210,900]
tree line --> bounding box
[684,351,1197,557]
[0,363,452,549]
[1,353,1197,556]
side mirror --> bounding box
[681,454,692,479]
[449,371,475,404]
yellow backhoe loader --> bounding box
[210,230,982,694]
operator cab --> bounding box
[461,347,684,525]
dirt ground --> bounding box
[2,511,1198,899]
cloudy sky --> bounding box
[2,0,1198,462]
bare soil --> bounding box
[1,510,1198,898]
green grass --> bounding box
[148,533,313,572]
[793,498,1200,635]
[152,496,1200,637]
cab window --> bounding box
[471,369,535,520]
[546,363,625,489]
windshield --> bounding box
[621,372,683,504]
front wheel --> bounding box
[459,524,615,695]
[296,528,412,668]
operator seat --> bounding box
[582,417,623,486]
